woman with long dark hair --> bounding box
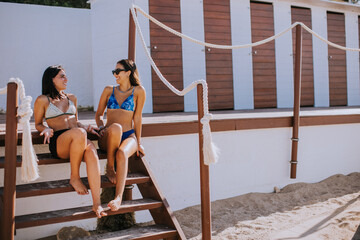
[34,65,106,218]
[95,59,146,211]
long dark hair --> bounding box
[117,59,140,86]
[42,65,63,99]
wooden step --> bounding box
[15,199,163,229]
[0,149,107,168]
[82,224,178,240]
[0,173,150,198]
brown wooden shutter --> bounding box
[250,1,277,108]
[291,7,314,107]
[149,0,184,112]
[327,12,347,106]
[203,0,234,110]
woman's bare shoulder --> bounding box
[134,85,146,95]
[66,93,77,102]
[35,95,49,104]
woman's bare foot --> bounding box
[70,177,89,195]
[106,165,117,184]
[93,205,107,218]
[108,197,122,211]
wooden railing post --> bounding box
[291,24,303,179]
[128,8,136,62]
[124,8,136,202]
[197,84,211,240]
[2,82,18,240]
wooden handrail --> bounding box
[2,82,18,240]
[291,24,303,179]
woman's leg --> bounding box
[56,128,88,195]
[84,139,107,218]
[98,123,123,184]
[108,135,138,211]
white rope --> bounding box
[131,6,219,165]
[132,5,360,52]
[0,78,39,182]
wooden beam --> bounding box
[2,82,18,240]
[291,25,302,179]
[197,84,211,239]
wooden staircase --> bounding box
[0,135,186,239]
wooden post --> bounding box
[124,8,136,202]
[2,82,18,240]
[128,8,136,61]
[197,84,211,240]
[290,25,302,179]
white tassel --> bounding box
[201,114,219,165]
[9,78,39,182]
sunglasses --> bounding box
[112,68,127,75]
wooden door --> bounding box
[149,0,184,112]
[327,12,347,106]
[203,0,234,110]
[291,7,314,107]
[250,1,277,108]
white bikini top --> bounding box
[45,96,76,120]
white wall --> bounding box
[0,2,93,110]
[181,0,206,112]
[3,122,360,239]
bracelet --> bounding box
[99,126,105,131]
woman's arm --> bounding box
[34,95,53,144]
[133,86,146,155]
[95,86,112,133]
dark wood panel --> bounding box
[204,0,234,110]
[327,12,347,106]
[251,2,277,108]
[149,0,184,112]
[291,7,314,107]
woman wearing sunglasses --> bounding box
[34,65,107,218]
[95,59,146,211]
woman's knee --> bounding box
[107,123,122,135]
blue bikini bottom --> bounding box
[121,129,135,142]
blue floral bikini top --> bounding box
[107,86,135,111]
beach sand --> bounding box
[174,172,360,240]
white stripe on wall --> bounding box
[180,0,206,112]
[274,2,294,108]
[311,7,330,107]
[230,0,254,110]
[346,12,360,106]
[135,0,153,113]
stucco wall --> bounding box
[0,2,93,111]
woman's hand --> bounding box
[40,127,54,144]
[137,144,145,157]
[86,124,100,137]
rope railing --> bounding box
[130,6,219,165]
[132,4,360,52]
[0,79,39,182]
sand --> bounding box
[174,173,360,240]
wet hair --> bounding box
[117,59,140,86]
[42,65,63,99]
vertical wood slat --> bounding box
[250,1,277,108]
[327,12,347,106]
[203,0,234,111]
[291,7,314,107]
[149,0,184,113]
[2,82,18,240]
[197,84,211,240]
[125,8,136,202]
[291,25,302,179]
